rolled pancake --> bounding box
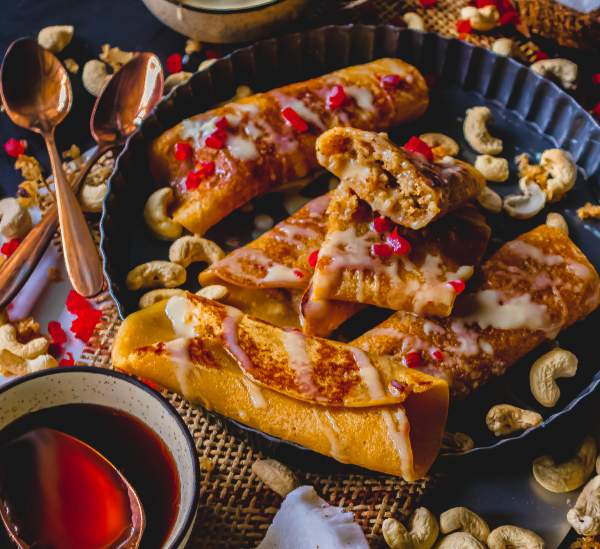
[315,128,485,230]
[150,58,429,235]
[112,294,449,480]
[311,184,491,316]
[354,225,600,397]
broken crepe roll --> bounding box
[315,127,485,230]
[150,58,429,235]
[112,294,449,480]
[354,225,600,397]
[310,183,491,317]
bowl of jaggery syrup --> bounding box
[0,367,200,549]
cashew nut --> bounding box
[440,507,489,544]
[503,180,546,219]
[545,212,568,235]
[403,12,425,32]
[82,59,111,97]
[492,38,516,57]
[531,58,578,90]
[0,349,57,376]
[533,436,597,493]
[487,525,544,548]
[540,149,577,202]
[567,474,600,536]
[474,155,509,182]
[196,284,228,301]
[139,288,186,309]
[251,459,298,497]
[419,133,459,159]
[477,186,502,213]
[529,347,578,407]
[0,323,49,359]
[463,106,503,155]
[79,182,107,213]
[169,235,225,268]
[436,532,485,549]
[442,431,475,453]
[0,197,32,239]
[143,188,183,241]
[37,25,74,53]
[460,5,500,32]
[164,71,193,95]
[486,404,543,436]
[409,507,440,549]
[126,261,186,291]
[382,518,411,549]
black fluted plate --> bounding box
[101,25,600,465]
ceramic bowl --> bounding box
[140,0,309,43]
[0,367,200,549]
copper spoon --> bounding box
[0,49,163,307]
[0,38,103,297]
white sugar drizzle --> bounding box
[227,134,258,160]
[222,305,255,372]
[166,295,198,338]
[381,408,412,479]
[506,240,564,266]
[349,346,385,400]
[281,330,319,398]
[242,377,267,409]
[312,410,348,463]
[262,263,304,285]
[273,220,320,244]
[424,320,445,335]
[277,95,325,130]
[345,86,375,112]
[165,337,193,400]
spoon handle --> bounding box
[44,132,105,297]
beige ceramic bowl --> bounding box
[140,0,310,43]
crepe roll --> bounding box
[316,128,485,230]
[112,294,449,480]
[150,58,429,235]
[354,225,600,397]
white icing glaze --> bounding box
[222,305,255,372]
[312,410,348,463]
[166,295,198,338]
[227,134,258,161]
[277,94,325,130]
[262,263,304,285]
[345,86,374,112]
[242,377,267,409]
[165,338,194,400]
[281,330,319,398]
[381,408,412,479]
[349,346,386,400]
[506,240,564,266]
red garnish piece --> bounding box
[199,161,215,176]
[404,351,422,368]
[326,85,348,110]
[419,0,437,7]
[205,129,226,149]
[372,242,393,259]
[308,249,319,268]
[205,49,221,60]
[456,19,473,34]
[59,352,75,367]
[48,321,67,345]
[166,53,183,74]
[496,0,515,12]
[70,308,102,343]
[499,10,519,25]
[389,379,407,396]
[593,101,600,120]
[174,142,193,161]
[66,290,90,314]
[448,279,466,294]
[1,239,20,257]
[380,74,401,89]
[592,74,600,86]
[281,107,309,133]
[534,50,549,61]
[185,169,203,191]
[431,348,444,361]
[403,136,434,162]
[215,116,229,131]
[387,227,412,256]
[293,269,305,278]
[373,216,392,233]
[3,138,26,158]
[475,0,496,7]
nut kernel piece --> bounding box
[503,181,546,219]
[533,436,597,493]
[567,474,600,536]
[474,155,509,182]
[0,324,49,360]
[196,285,228,301]
[463,106,503,155]
[440,507,489,544]
[442,431,475,453]
[37,25,74,53]
[531,58,578,90]
[402,12,425,32]
[486,404,543,436]
[539,149,577,203]
[139,288,186,309]
[79,182,108,213]
[0,197,32,239]
[487,525,544,549]
[419,133,459,159]
[126,261,186,291]
[545,212,568,235]
[164,71,193,95]
[143,188,183,241]
[408,507,439,549]
[529,347,578,407]
[169,236,225,268]
[492,38,515,57]
[476,186,502,213]
[251,459,298,497]
[382,518,411,549]
[82,59,110,96]
[437,531,485,549]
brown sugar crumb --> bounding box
[62,144,81,160]
[47,266,63,283]
[99,44,134,71]
[577,202,600,220]
[14,317,41,342]
[185,39,202,56]
[64,58,79,74]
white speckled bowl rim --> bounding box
[0,367,200,549]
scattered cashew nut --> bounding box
[0,197,32,239]
[440,507,489,544]
[545,212,568,235]
[529,347,578,407]
[503,180,546,219]
[477,186,502,213]
[0,323,49,359]
[436,531,485,549]
[139,288,187,309]
[492,38,516,57]
[474,155,509,182]
[567,474,600,536]
[37,25,74,53]
[126,261,186,291]
[442,431,475,453]
[164,71,193,95]
[79,182,108,213]
[419,133,459,159]
[196,285,228,301]
[403,12,425,32]
[463,106,503,155]
[460,5,500,32]
[409,507,439,549]
[169,235,225,268]
[0,349,57,376]
[531,58,578,90]
[533,436,597,493]
[486,404,543,436]
[540,149,577,202]
[252,459,298,497]
[382,517,411,549]
[487,525,545,548]
[143,188,183,241]
[82,59,111,96]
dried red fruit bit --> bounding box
[166,53,183,74]
[476,0,496,7]
[48,321,67,345]
[373,216,392,233]
[403,136,434,163]
[419,0,437,7]
[534,50,549,61]
[3,138,26,158]
[380,74,401,89]
[448,279,466,294]
[215,116,229,130]
[1,239,20,257]
[592,74,600,86]
[173,142,193,161]
[326,85,347,110]
[59,352,75,367]
[499,10,519,25]
[205,49,221,60]
[70,308,102,343]
[185,169,203,191]
[293,269,305,279]
[281,107,309,133]
[403,351,422,368]
[387,227,412,256]
[199,161,215,176]
[308,249,319,268]
[456,19,473,34]
[66,290,92,314]
[372,242,393,259]
[431,348,444,361]
[205,133,224,149]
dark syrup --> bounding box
[0,404,180,549]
